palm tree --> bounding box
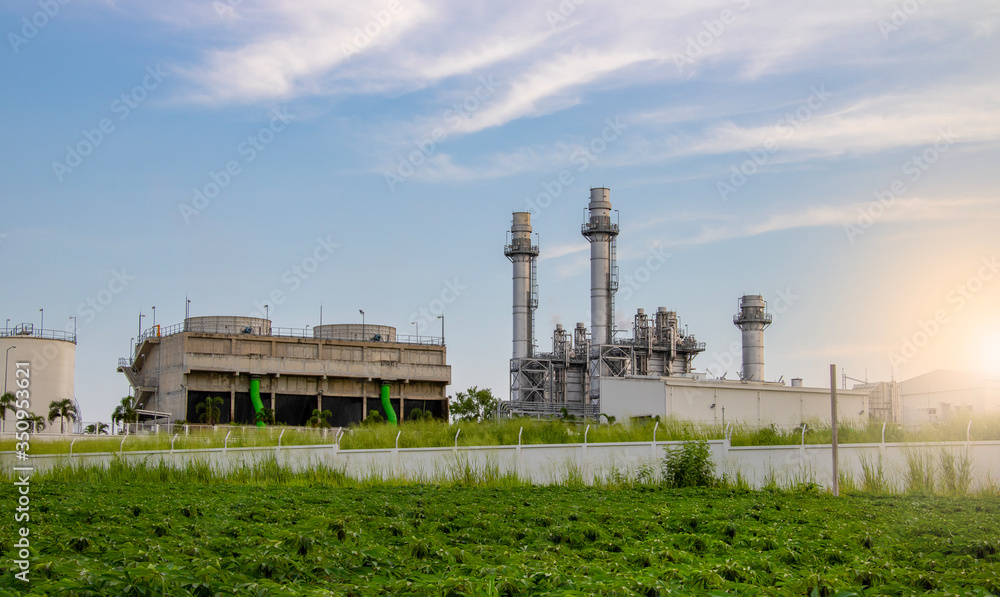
[307,408,332,428]
[112,396,138,434]
[85,422,110,434]
[0,392,16,433]
[26,413,45,432]
[197,396,224,426]
[48,398,79,434]
[254,407,276,426]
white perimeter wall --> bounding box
[6,438,999,491]
[601,377,868,427]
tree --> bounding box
[0,392,15,432]
[48,398,79,434]
[449,386,498,422]
[112,396,139,434]
[85,422,109,435]
[406,407,433,422]
[197,396,224,426]
[255,407,276,426]
[25,413,45,432]
[307,408,333,428]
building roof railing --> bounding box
[136,322,444,347]
[0,325,77,344]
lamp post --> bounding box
[68,316,77,342]
[39,308,43,334]
[264,304,269,320]
[411,321,419,341]
[4,345,16,397]
[138,312,145,338]
[359,309,365,342]
[151,306,156,329]
[437,314,445,344]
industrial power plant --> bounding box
[502,187,869,426]
[5,188,998,433]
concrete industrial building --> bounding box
[501,187,869,426]
[896,370,1000,423]
[1,323,77,433]
[118,316,450,426]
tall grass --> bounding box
[5,414,999,455]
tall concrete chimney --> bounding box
[581,188,619,347]
[505,212,539,359]
[733,294,772,382]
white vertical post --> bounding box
[583,424,590,471]
[650,421,659,460]
[70,438,77,458]
[454,428,461,450]
[224,430,232,454]
[171,433,179,452]
[830,364,839,497]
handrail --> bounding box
[132,322,444,347]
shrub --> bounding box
[661,440,716,488]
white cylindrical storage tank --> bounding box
[504,212,538,359]
[1,327,76,434]
[791,378,803,387]
[733,295,772,382]
[313,324,396,342]
[581,188,617,346]
[185,316,271,336]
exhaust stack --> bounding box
[505,212,539,358]
[733,294,772,382]
[581,188,619,346]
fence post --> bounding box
[394,430,402,479]
[517,426,523,479]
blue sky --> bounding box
[2,0,999,422]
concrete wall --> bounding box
[7,438,999,491]
[0,337,75,432]
[600,377,868,427]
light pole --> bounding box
[4,319,9,334]
[151,306,156,329]
[138,312,145,338]
[4,345,16,397]
[68,316,77,341]
[38,308,43,334]
[437,314,445,344]
[264,304,269,320]
[359,309,365,341]
[411,321,419,340]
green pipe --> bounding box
[250,377,265,427]
[380,382,397,426]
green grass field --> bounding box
[4,415,999,455]
[2,461,999,596]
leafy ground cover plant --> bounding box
[2,463,999,596]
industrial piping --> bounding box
[380,382,398,426]
[249,376,265,427]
